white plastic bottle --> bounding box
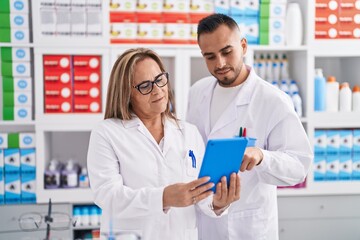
[285,3,303,46]
[273,53,280,81]
[258,54,266,79]
[280,53,289,81]
[339,82,352,112]
[265,53,273,82]
[280,80,289,94]
[325,76,339,112]
[271,80,279,89]
[292,91,303,117]
[289,80,299,95]
[353,85,360,111]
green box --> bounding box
[3,107,14,120]
[1,47,13,61]
[0,0,10,13]
[259,18,269,32]
[260,3,270,18]
[3,91,14,107]
[0,61,13,76]
[0,28,11,42]
[2,77,14,92]
[259,32,269,45]
[8,133,19,148]
[0,13,10,28]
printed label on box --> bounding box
[20,148,36,173]
[339,154,352,180]
[4,148,20,173]
[5,172,21,204]
[314,154,326,181]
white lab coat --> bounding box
[87,116,220,240]
[187,67,313,240]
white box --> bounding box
[214,0,229,14]
[9,0,29,13]
[10,28,30,43]
[13,91,32,107]
[56,10,71,36]
[9,13,29,28]
[190,0,214,14]
[71,10,86,36]
[109,0,136,12]
[40,8,56,36]
[0,134,8,149]
[10,47,31,61]
[86,10,102,36]
[136,0,163,13]
[163,0,190,13]
[19,133,35,148]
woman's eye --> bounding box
[139,82,151,89]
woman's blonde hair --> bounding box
[104,48,177,120]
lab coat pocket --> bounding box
[229,208,266,240]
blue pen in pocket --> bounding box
[189,150,196,168]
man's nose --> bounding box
[215,56,226,69]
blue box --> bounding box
[340,130,353,155]
[314,154,326,181]
[232,16,259,44]
[326,154,339,181]
[339,154,352,181]
[21,172,36,203]
[4,148,20,174]
[20,148,35,173]
[314,130,326,155]
[5,172,20,204]
[214,0,229,14]
[353,130,360,155]
[353,154,360,180]
[326,130,340,155]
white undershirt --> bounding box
[210,82,244,129]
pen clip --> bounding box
[243,127,247,137]
[189,150,196,168]
[239,127,243,137]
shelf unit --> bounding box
[1,0,360,205]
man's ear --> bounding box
[241,38,248,55]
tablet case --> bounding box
[198,137,248,192]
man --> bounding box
[186,14,313,240]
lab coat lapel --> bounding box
[199,80,217,138]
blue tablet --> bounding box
[198,137,248,192]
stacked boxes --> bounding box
[1,47,32,121]
[229,0,260,44]
[0,0,30,43]
[314,129,360,181]
[0,132,36,204]
[43,54,102,114]
[109,0,213,44]
[39,0,102,37]
[259,0,287,45]
[315,0,360,39]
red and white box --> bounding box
[109,13,137,44]
[163,14,190,44]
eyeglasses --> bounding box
[133,72,169,95]
[19,212,76,231]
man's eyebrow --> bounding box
[202,45,233,57]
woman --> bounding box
[87,48,240,240]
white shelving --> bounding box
[2,0,360,204]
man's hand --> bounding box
[240,147,264,172]
[212,173,241,210]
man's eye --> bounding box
[206,56,215,60]
[223,51,231,55]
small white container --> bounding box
[292,91,303,117]
[325,76,339,112]
[353,85,360,112]
[339,82,352,112]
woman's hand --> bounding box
[212,173,241,210]
[163,177,214,208]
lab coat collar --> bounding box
[234,65,257,106]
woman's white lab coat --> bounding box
[87,117,219,240]
[187,67,313,240]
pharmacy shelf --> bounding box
[37,188,93,204]
[311,40,360,57]
[312,112,360,128]
[35,114,103,131]
[0,121,35,126]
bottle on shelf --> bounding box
[61,159,80,188]
[280,53,289,81]
[339,82,352,112]
[289,80,299,95]
[280,80,289,94]
[273,53,280,82]
[79,167,89,188]
[258,53,266,80]
[325,76,339,112]
[292,91,303,117]
[314,68,326,111]
[285,3,303,46]
[44,159,62,189]
[265,53,273,82]
[353,85,360,112]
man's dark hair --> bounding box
[197,14,240,41]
